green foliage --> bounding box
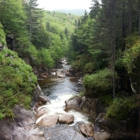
[123,34,140,73]
[25,45,41,65]
[0,49,37,119]
[71,54,91,72]
[84,62,94,73]
[0,23,6,45]
[99,94,113,106]
[0,0,27,40]
[83,68,113,92]
[39,48,54,68]
[106,96,137,120]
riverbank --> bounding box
[0,63,95,140]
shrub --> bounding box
[83,68,113,92]
[99,94,113,106]
[106,96,137,120]
[0,49,37,119]
[39,48,54,68]
[71,54,89,71]
[123,34,140,73]
[23,45,41,65]
[84,62,94,73]
[0,23,6,45]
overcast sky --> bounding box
[37,0,92,10]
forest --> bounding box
[0,0,79,119]
[0,0,140,139]
[70,0,140,120]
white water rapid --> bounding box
[37,63,90,126]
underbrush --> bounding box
[0,49,37,119]
[106,96,137,120]
[83,68,113,93]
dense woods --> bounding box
[0,0,79,119]
[70,0,140,121]
[0,0,140,138]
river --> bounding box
[38,63,90,125]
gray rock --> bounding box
[43,123,94,140]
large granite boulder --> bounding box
[37,115,59,127]
[65,96,101,119]
[59,114,74,124]
[65,96,82,111]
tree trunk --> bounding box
[128,0,132,35]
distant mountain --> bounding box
[52,9,90,16]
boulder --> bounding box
[51,69,57,72]
[36,108,47,119]
[66,71,73,77]
[37,94,48,103]
[59,114,74,124]
[43,123,94,140]
[37,115,58,127]
[80,97,100,118]
[33,84,45,101]
[40,73,48,79]
[80,123,94,137]
[69,77,78,82]
[65,96,82,111]
[65,96,101,119]
[57,74,65,78]
[94,131,111,140]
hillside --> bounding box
[53,9,89,15]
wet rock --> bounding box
[69,77,78,82]
[32,84,49,109]
[38,94,48,104]
[51,69,57,72]
[57,74,65,78]
[80,123,94,137]
[37,115,58,127]
[65,96,82,111]
[43,123,94,140]
[36,108,47,119]
[65,96,101,120]
[59,114,74,124]
[80,97,100,118]
[66,71,73,77]
[40,73,48,79]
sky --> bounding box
[37,0,92,11]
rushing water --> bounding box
[38,64,90,125]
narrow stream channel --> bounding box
[38,63,90,125]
